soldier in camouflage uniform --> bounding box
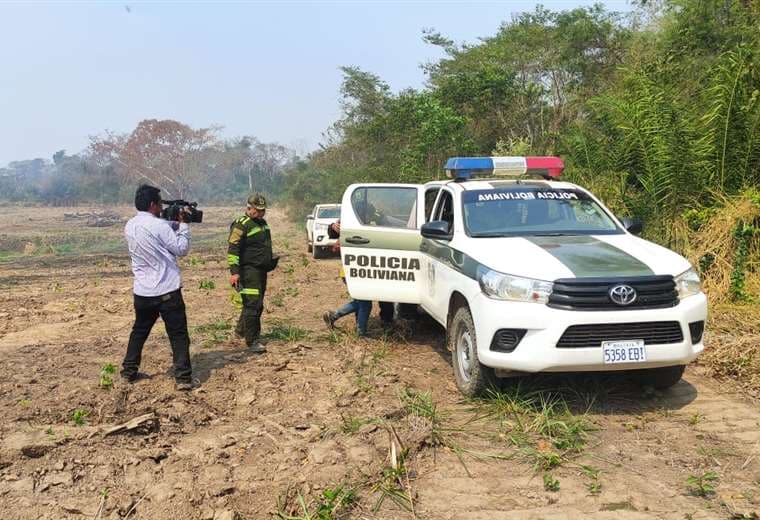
[227,194,277,352]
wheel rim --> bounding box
[456,325,473,383]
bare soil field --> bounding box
[0,206,758,520]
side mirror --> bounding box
[306,215,314,220]
[621,217,643,235]
[421,220,452,240]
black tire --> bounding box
[448,305,498,397]
[307,241,313,253]
[312,246,322,259]
[630,364,685,390]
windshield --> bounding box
[463,188,621,237]
[317,206,340,218]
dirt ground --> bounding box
[0,205,758,520]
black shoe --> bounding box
[248,341,267,353]
[120,371,148,383]
[175,381,193,391]
[323,311,337,329]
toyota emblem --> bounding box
[609,284,637,306]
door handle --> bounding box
[345,235,370,245]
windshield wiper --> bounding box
[531,232,579,236]
[470,232,510,238]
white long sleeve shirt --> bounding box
[125,211,191,297]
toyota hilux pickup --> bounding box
[339,156,707,396]
[306,203,341,258]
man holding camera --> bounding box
[228,193,277,352]
[121,184,194,391]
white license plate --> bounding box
[602,340,646,364]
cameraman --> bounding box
[121,184,194,391]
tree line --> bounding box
[283,0,758,301]
[0,119,296,205]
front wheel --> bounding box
[448,305,498,397]
[312,246,323,259]
[307,241,313,253]
[630,365,685,390]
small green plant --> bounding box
[373,459,414,512]
[275,485,356,519]
[686,471,719,497]
[199,279,216,290]
[45,427,54,436]
[71,409,89,426]
[340,415,368,434]
[531,449,562,470]
[99,363,116,389]
[270,293,285,307]
[188,256,206,266]
[283,264,295,275]
[194,320,232,333]
[580,465,602,494]
[543,472,560,492]
[18,399,32,407]
[285,286,300,298]
[688,413,704,425]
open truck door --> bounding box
[339,184,425,304]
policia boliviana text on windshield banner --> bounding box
[227,193,279,351]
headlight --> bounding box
[675,267,701,299]
[314,223,329,232]
[477,266,553,304]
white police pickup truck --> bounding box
[339,156,707,396]
[306,203,341,258]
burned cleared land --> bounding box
[0,206,758,519]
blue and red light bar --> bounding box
[445,156,564,180]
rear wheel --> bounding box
[630,365,685,390]
[312,246,323,259]
[448,305,498,397]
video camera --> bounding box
[161,200,204,223]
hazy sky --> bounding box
[0,1,631,167]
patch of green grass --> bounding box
[17,399,32,407]
[283,264,295,275]
[373,458,414,513]
[198,279,216,290]
[275,485,356,520]
[264,321,309,342]
[285,286,300,298]
[270,293,285,307]
[686,471,719,497]
[99,363,116,390]
[340,415,370,435]
[188,256,206,266]
[194,320,232,334]
[543,472,560,492]
[45,427,54,437]
[71,409,89,426]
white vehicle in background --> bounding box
[339,156,708,397]
[305,204,341,258]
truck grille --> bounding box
[548,275,678,311]
[556,321,684,349]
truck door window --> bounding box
[434,190,455,231]
[424,187,440,223]
[351,187,418,229]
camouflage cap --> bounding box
[247,193,267,210]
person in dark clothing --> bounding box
[227,193,278,352]
[122,184,194,391]
[322,221,393,335]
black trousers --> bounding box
[122,289,192,383]
[234,269,267,346]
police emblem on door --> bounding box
[609,285,637,306]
